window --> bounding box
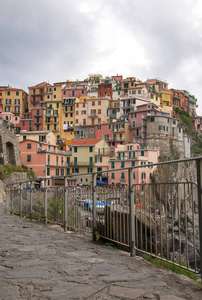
[173,120,176,125]
[141,151,144,156]
[132,121,135,127]
[89,156,93,164]
[131,161,135,167]
[98,100,101,105]
[27,143,31,149]
[74,147,77,153]
[108,124,111,129]
[150,173,153,179]
[47,168,50,176]
[56,156,58,166]
[16,91,19,96]
[81,89,84,94]
[7,91,10,95]
[141,173,146,179]
[111,173,115,179]
[92,101,95,106]
[54,95,56,99]
[23,136,26,141]
[150,116,155,122]
[70,113,73,117]
[98,109,101,114]
[57,103,59,108]
[159,125,165,131]
[121,172,125,179]
[111,162,115,168]
[97,125,102,130]
[54,87,56,91]
[88,167,93,173]
[27,155,31,162]
[121,162,125,168]
[148,162,153,168]
[95,156,102,163]
[66,168,70,175]
[22,121,25,126]
[133,172,136,179]
[65,113,68,117]
[74,157,77,165]
[61,169,64,176]
[56,169,59,176]
[72,167,79,173]
[89,146,93,152]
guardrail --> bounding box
[4,157,202,279]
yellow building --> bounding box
[18,130,57,144]
[87,74,103,85]
[41,84,62,141]
[112,120,130,144]
[160,91,172,107]
[3,87,28,117]
[71,138,110,185]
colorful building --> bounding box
[108,143,160,186]
[71,138,110,185]
[20,139,72,187]
[3,87,28,117]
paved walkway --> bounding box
[0,202,201,300]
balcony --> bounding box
[34,121,41,125]
[71,161,94,166]
[33,113,42,117]
[88,114,98,118]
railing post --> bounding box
[20,183,22,218]
[11,185,13,215]
[44,179,47,225]
[64,176,68,232]
[196,159,202,282]
[92,173,97,241]
[5,185,7,213]
[30,181,33,221]
[129,168,135,257]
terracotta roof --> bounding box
[71,138,102,146]
[29,82,52,89]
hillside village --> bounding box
[0,74,200,187]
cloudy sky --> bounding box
[0,0,202,113]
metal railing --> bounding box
[4,157,202,278]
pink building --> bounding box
[194,116,202,131]
[129,103,168,143]
[20,107,44,132]
[95,122,113,143]
[0,112,21,133]
[20,139,72,187]
[62,83,88,98]
[108,143,160,187]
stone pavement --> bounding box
[0,202,201,300]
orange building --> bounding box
[20,139,72,187]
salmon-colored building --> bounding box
[20,139,73,187]
[98,83,113,99]
[108,143,160,187]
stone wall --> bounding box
[4,172,28,187]
[146,137,185,158]
[0,124,22,166]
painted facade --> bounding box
[108,143,160,187]
[71,138,110,185]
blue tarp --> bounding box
[96,181,108,185]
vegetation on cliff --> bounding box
[0,164,35,181]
